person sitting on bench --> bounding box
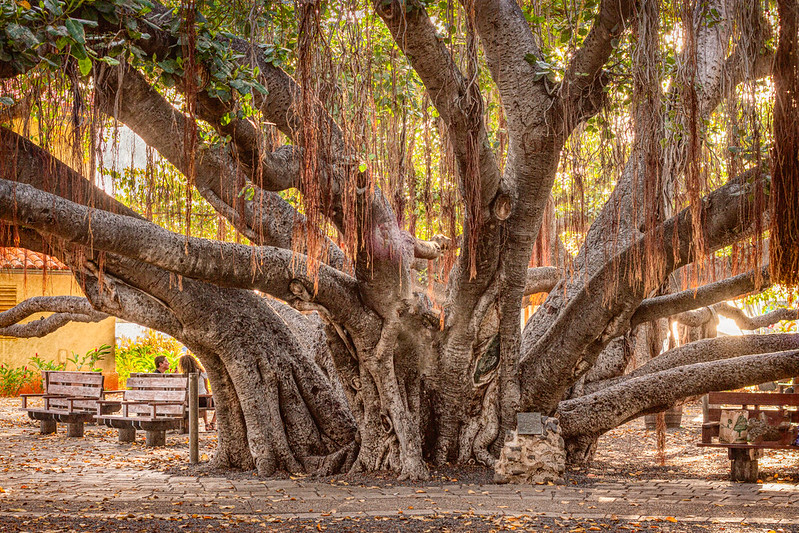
[177,352,215,431]
[154,355,170,374]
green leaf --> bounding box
[43,0,63,16]
[158,59,178,74]
[98,55,120,66]
[94,1,116,14]
[358,162,367,173]
[0,96,14,106]
[78,56,92,76]
[6,23,39,48]
[65,19,86,45]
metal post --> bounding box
[189,372,199,464]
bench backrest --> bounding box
[43,371,105,411]
[123,375,189,417]
[706,392,799,426]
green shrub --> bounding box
[28,354,66,372]
[66,344,111,372]
[0,364,36,396]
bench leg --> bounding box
[145,430,166,447]
[118,427,136,443]
[66,422,84,438]
[729,448,759,483]
[40,419,57,434]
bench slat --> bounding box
[707,392,799,406]
[123,390,187,402]
[698,442,798,450]
[45,372,105,386]
[126,377,188,389]
[44,384,104,399]
[706,408,799,423]
[47,398,102,410]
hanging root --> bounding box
[770,0,799,286]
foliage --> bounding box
[115,330,183,386]
[28,353,66,372]
[66,343,111,372]
[0,363,36,396]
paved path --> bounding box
[2,399,798,530]
[2,467,799,526]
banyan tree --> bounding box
[0,0,797,479]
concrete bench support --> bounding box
[66,422,84,438]
[118,427,136,443]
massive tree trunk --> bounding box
[0,0,794,480]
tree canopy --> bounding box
[0,0,797,480]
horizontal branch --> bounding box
[714,302,799,330]
[584,333,799,394]
[630,267,771,328]
[2,228,187,339]
[524,267,561,296]
[559,349,799,439]
[0,312,108,338]
[0,178,366,328]
[0,296,107,327]
[672,307,715,327]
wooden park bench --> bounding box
[20,371,122,437]
[698,391,799,482]
[94,373,213,446]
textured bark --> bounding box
[0,296,108,328]
[714,303,799,330]
[559,349,799,440]
[520,170,767,415]
[630,268,771,328]
[584,334,799,395]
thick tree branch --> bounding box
[584,333,799,394]
[714,302,799,330]
[375,0,501,207]
[470,0,551,125]
[0,312,108,338]
[559,0,637,129]
[1,228,186,338]
[0,178,366,329]
[94,65,346,268]
[0,296,107,327]
[521,168,768,414]
[524,267,561,296]
[673,306,715,327]
[558,349,799,439]
[194,91,301,192]
[631,267,771,328]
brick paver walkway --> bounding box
[2,399,798,529]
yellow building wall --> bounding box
[0,270,116,374]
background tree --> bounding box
[0,0,797,479]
